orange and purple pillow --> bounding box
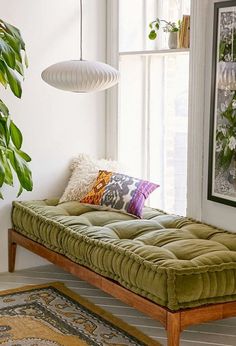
[80,170,159,218]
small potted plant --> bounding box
[149,18,181,49]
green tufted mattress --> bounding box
[12,199,236,311]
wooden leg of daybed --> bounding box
[8,229,17,273]
[167,311,181,346]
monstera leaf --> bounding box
[0,19,32,198]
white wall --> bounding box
[188,0,236,232]
[0,0,107,272]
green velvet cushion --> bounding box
[12,199,236,311]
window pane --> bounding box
[118,0,190,215]
[149,54,189,215]
[119,53,189,215]
[119,0,144,51]
[119,0,190,52]
[118,56,144,177]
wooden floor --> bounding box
[0,265,235,346]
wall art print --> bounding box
[208,1,236,207]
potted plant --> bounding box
[148,18,181,49]
[0,19,33,199]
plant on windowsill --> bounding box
[0,19,33,199]
[148,18,181,49]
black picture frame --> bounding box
[208,0,236,207]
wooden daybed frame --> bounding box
[8,228,236,346]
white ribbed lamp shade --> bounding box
[218,61,236,90]
[41,60,119,93]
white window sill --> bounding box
[119,48,190,56]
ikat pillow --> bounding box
[80,170,159,218]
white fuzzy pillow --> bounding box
[59,154,118,203]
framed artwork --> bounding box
[208,1,236,207]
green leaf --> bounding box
[0,190,3,199]
[5,116,11,145]
[0,153,5,187]
[0,120,7,145]
[149,30,157,40]
[17,185,23,197]
[5,64,22,98]
[7,148,32,191]
[0,37,16,68]
[2,31,22,64]
[3,32,21,54]
[16,149,31,162]
[7,149,16,170]
[13,151,33,191]
[24,53,29,68]
[15,60,24,76]
[0,99,9,116]
[0,151,12,186]
[155,22,160,30]
[0,115,9,145]
[0,69,7,87]
[0,20,25,50]
[10,120,23,149]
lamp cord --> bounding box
[80,0,83,60]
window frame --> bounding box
[106,0,207,220]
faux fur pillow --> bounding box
[59,154,118,203]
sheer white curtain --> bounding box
[118,0,190,215]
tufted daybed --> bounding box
[9,199,236,346]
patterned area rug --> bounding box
[0,282,160,346]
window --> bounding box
[118,0,190,215]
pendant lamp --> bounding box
[41,0,119,93]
